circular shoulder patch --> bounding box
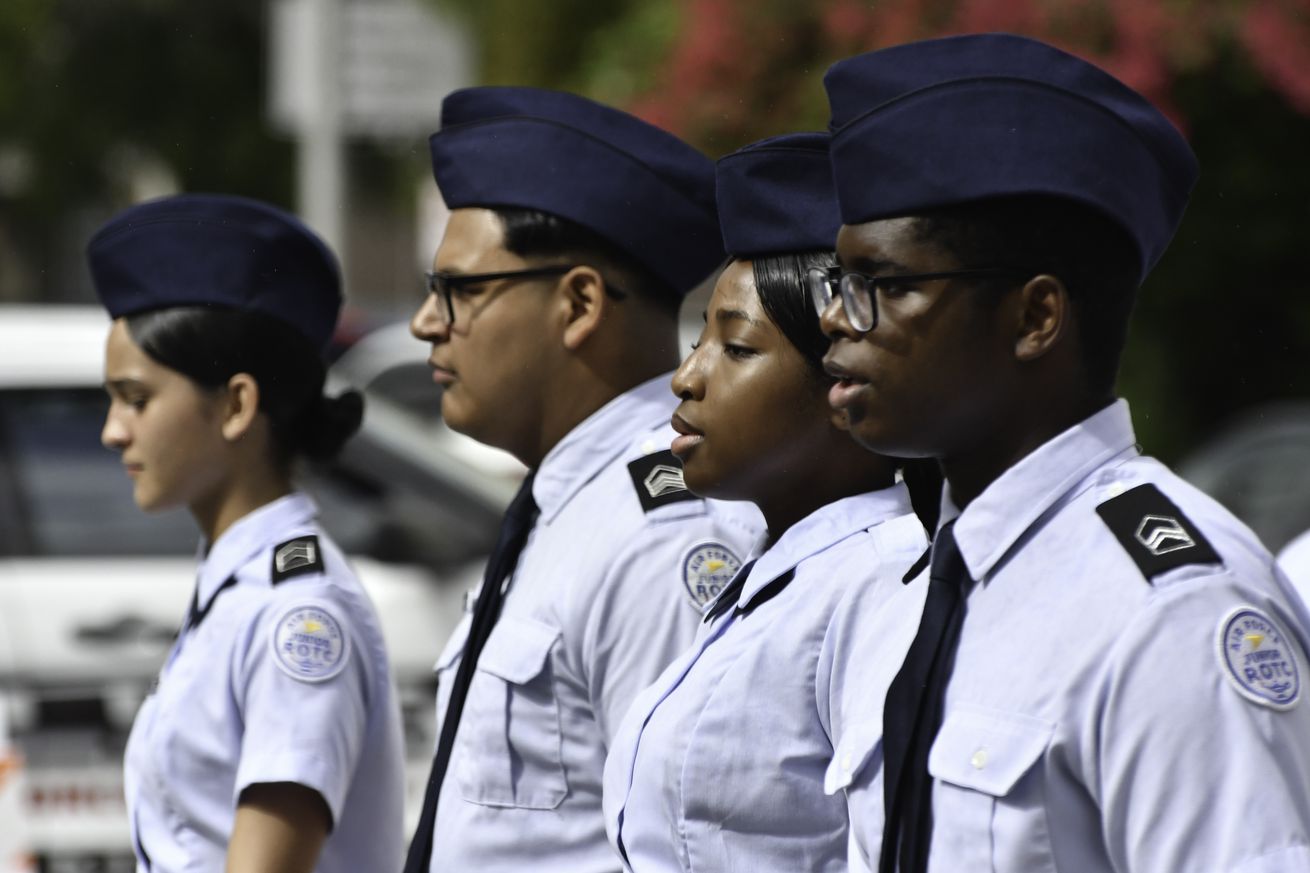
[681,541,743,609]
[1216,606,1301,710]
[271,603,352,683]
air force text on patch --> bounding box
[271,603,351,683]
[682,541,743,609]
[1217,606,1301,710]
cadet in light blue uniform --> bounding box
[89,195,404,873]
[603,133,933,873]
[404,88,762,873]
[818,34,1310,873]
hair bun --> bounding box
[296,389,365,461]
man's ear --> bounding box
[1013,274,1070,362]
[221,373,262,441]
[560,265,611,350]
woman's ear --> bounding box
[560,266,611,351]
[221,373,262,442]
[1013,274,1069,362]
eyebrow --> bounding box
[104,378,149,394]
[714,308,764,326]
[839,256,917,276]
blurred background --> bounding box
[1,0,1309,869]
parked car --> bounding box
[0,305,518,870]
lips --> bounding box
[428,357,457,386]
[670,411,705,458]
[124,462,144,478]
[822,352,871,411]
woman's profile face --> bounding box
[100,318,232,514]
[671,259,836,503]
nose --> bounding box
[410,292,451,343]
[670,345,706,401]
[101,403,129,452]
[819,296,860,341]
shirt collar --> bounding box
[738,482,913,606]
[533,372,677,522]
[195,492,318,605]
[947,399,1138,582]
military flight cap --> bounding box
[429,85,724,297]
[87,193,342,351]
[715,132,841,258]
[824,32,1200,282]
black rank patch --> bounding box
[627,450,700,513]
[271,535,325,584]
[1095,484,1221,580]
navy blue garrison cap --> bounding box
[430,86,723,297]
[825,33,1199,282]
[87,194,341,351]
[716,132,840,258]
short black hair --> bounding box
[913,195,1141,396]
[494,207,682,316]
[751,251,835,378]
[125,306,363,464]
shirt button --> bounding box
[970,748,988,769]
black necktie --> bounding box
[879,520,971,873]
[403,471,539,873]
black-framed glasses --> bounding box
[806,265,1028,333]
[422,265,577,325]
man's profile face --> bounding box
[410,207,556,452]
[821,216,1016,460]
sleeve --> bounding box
[230,588,370,828]
[580,513,754,746]
[1096,574,1310,873]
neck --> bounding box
[754,450,897,547]
[191,467,293,544]
[942,392,1113,510]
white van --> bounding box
[0,306,518,869]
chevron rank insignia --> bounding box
[271,535,325,583]
[627,450,699,513]
[1095,484,1220,580]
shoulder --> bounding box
[1071,459,1275,589]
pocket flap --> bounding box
[433,613,472,672]
[825,719,883,795]
[476,615,560,685]
[927,706,1054,797]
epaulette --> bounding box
[1095,484,1221,580]
[271,535,325,584]
[627,449,700,513]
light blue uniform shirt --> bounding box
[1277,532,1310,605]
[831,400,1310,873]
[124,493,404,873]
[429,374,763,873]
[604,485,926,873]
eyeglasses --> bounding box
[806,265,1028,333]
[423,264,629,325]
[422,265,578,325]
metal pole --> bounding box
[297,0,346,274]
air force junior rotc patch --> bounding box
[271,602,351,683]
[682,541,743,609]
[1217,606,1301,710]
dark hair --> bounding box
[495,207,682,316]
[913,195,1141,396]
[752,251,835,378]
[125,306,363,464]
[751,250,945,533]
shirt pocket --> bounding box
[927,705,1056,873]
[455,615,567,810]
